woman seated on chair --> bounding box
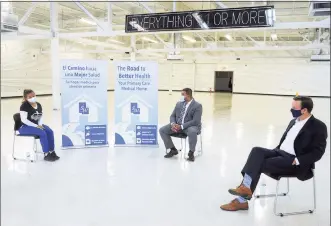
[19,89,60,162]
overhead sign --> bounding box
[125,6,275,33]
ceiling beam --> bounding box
[138,2,154,13]
[73,1,105,31]
[138,2,170,48]
[214,1,228,9]
[18,25,51,36]
[107,2,112,31]
[1,34,51,41]
[137,43,328,53]
[18,2,38,26]
[212,2,263,46]
[244,35,263,46]
[62,37,129,50]
[57,20,330,38]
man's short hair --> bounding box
[293,96,314,113]
[182,88,193,97]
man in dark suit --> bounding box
[220,96,328,211]
[159,88,202,162]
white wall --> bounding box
[229,61,330,97]
[1,40,110,97]
[158,60,330,97]
[1,40,330,98]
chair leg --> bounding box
[272,177,316,217]
[183,138,187,156]
[200,134,202,155]
[180,138,183,151]
[12,134,28,161]
[12,133,16,160]
[313,172,316,211]
[32,139,37,162]
[12,135,36,162]
[255,178,290,198]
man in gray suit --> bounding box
[159,88,202,162]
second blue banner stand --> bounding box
[114,61,158,147]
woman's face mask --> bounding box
[27,96,37,103]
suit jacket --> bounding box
[276,115,328,180]
[170,99,202,130]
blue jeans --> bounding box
[19,125,55,153]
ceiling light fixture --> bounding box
[79,18,96,26]
[141,36,158,43]
[271,33,278,41]
[108,39,124,45]
[182,35,197,43]
[192,12,209,29]
[225,34,232,41]
[129,21,145,31]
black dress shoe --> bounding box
[50,151,60,160]
[164,148,178,158]
[44,153,56,162]
[187,151,195,162]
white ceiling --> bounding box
[3,0,331,60]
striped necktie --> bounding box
[178,102,187,124]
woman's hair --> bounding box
[22,89,34,103]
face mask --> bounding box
[291,108,302,118]
[27,97,37,103]
[179,96,185,102]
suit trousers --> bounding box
[159,124,198,152]
[241,147,302,193]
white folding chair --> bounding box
[12,113,40,162]
[255,169,316,217]
[169,130,203,157]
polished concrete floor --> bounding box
[1,92,330,226]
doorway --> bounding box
[214,71,233,92]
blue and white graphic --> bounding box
[61,59,108,148]
[114,61,158,146]
[85,125,107,146]
[131,103,140,114]
[136,125,157,145]
[79,102,89,114]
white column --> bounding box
[169,63,173,94]
[130,35,136,61]
[193,60,196,92]
[171,0,177,54]
[264,30,266,44]
[50,2,60,110]
[107,2,112,31]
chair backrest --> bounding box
[13,113,22,131]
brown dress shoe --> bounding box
[220,199,249,211]
[228,184,253,200]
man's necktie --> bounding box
[178,102,187,124]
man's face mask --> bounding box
[179,95,185,102]
[290,108,303,118]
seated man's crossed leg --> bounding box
[220,96,327,211]
[221,147,301,211]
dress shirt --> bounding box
[280,116,311,165]
[181,100,193,130]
